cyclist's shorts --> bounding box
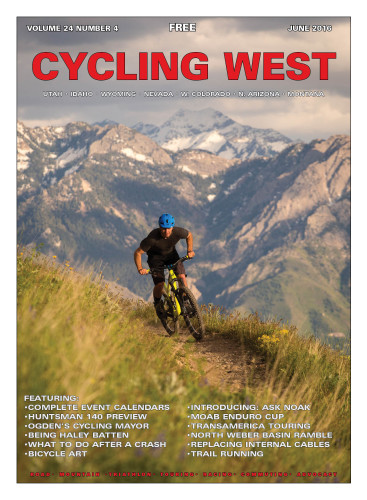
[147,251,186,285]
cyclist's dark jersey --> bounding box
[140,227,189,257]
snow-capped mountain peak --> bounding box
[133,108,293,160]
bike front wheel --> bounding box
[159,291,180,336]
[177,286,205,341]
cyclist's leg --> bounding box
[152,277,165,318]
[175,259,187,287]
[178,273,188,286]
[147,255,165,305]
[153,281,164,300]
[175,263,192,311]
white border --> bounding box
[4,2,362,499]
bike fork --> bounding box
[167,274,181,316]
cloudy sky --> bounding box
[17,16,350,142]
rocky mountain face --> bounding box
[17,119,234,300]
[134,108,294,160]
[17,116,350,340]
[197,135,350,338]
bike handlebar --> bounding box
[163,255,190,270]
[146,255,191,274]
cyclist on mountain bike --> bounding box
[134,213,195,312]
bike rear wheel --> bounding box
[159,291,180,336]
[178,286,205,341]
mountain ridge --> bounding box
[133,107,294,160]
[17,116,350,340]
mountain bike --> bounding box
[148,256,205,341]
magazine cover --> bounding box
[16,15,351,484]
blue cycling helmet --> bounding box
[159,213,175,228]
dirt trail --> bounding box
[151,323,266,392]
[187,332,266,392]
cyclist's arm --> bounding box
[134,247,149,274]
[186,232,195,259]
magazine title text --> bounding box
[32,51,337,81]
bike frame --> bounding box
[148,255,189,319]
[164,267,182,317]
[145,255,204,340]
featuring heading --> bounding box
[32,51,337,81]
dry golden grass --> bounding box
[17,248,350,483]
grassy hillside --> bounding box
[17,247,350,483]
[229,243,350,345]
